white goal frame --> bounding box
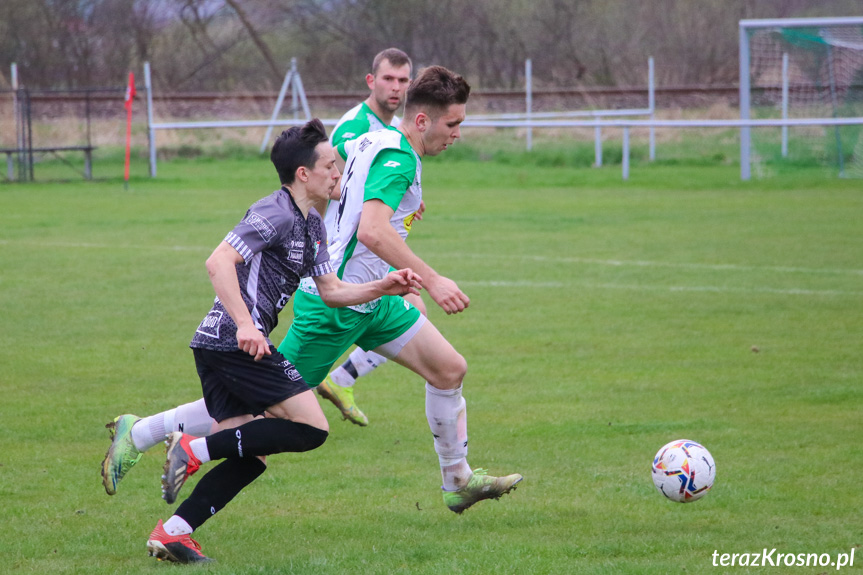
[739,16,863,180]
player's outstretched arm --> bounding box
[313,269,422,308]
[357,200,469,314]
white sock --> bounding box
[189,437,211,463]
[132,409,174,451]
[330,349,388,387]
[354,349,388,375]
[425,383,471,491]
[163,515,193,536]
[328,365,356,387]
[175,398,218,436]
[130,399,216,452]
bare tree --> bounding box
[2,0,862,91]
[223,0,282,82]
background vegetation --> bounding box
[1,0,862,92]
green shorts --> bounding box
[277,290,423,387]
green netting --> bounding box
[748,24,863,177]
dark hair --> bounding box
[372,48,412,76]
[403,66,471,120]
[270,118,328,185]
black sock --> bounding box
[175,457,266,531]
[205,418,328,460]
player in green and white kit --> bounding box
[329,48,409,145]
[284,127,424,387]
[279,66,522,513]
[315,48,422,426]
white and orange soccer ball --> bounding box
[651,439,716,502]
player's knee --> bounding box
[288,412,329,434]
[305,425,329,450]
[306,411,329,433]
[454,353,468,384]
[255,418,329,452]
[436,351,467,389]
[284,421,328,452]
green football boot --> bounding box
[442,468,523,514]
[316,376,369,426]
[101,414,143,495]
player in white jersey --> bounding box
[329,48,410,146]
[279,66,523,513]
[315,48,423,426]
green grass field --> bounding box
[1,150,862,574]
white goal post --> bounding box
[739,16,863,179]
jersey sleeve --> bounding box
[225,199,292,263]
[331,117,369,147]
[363,148,415,211]
[336,140,350,161]
[310,215,332,277]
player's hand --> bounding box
[414,200,426,222]
[237,324,271,361]
[381,268,423,297]
[426,274,470,315]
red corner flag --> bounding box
[124,72,136,187]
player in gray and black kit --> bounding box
[142,119,421,564]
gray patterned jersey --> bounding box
[190,188,331,352]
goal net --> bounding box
[740,17,863,177]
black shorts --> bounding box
[192,346,311,422]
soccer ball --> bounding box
[651,439,715,502]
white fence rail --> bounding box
[143,58,863,181]
[464,116,863,179]
[144,59,658,176]
[145,114,863,181]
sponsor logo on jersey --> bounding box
[342,131,356,140]
[246,211,277,242]
[383,160,401,168]
[289,249,303,263]
[403,211,417,233]
[358,136,372,152]
[277,293,291,310]
[196,310,223,339]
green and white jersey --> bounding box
[300,128,421,313]
[330,101,400,146]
